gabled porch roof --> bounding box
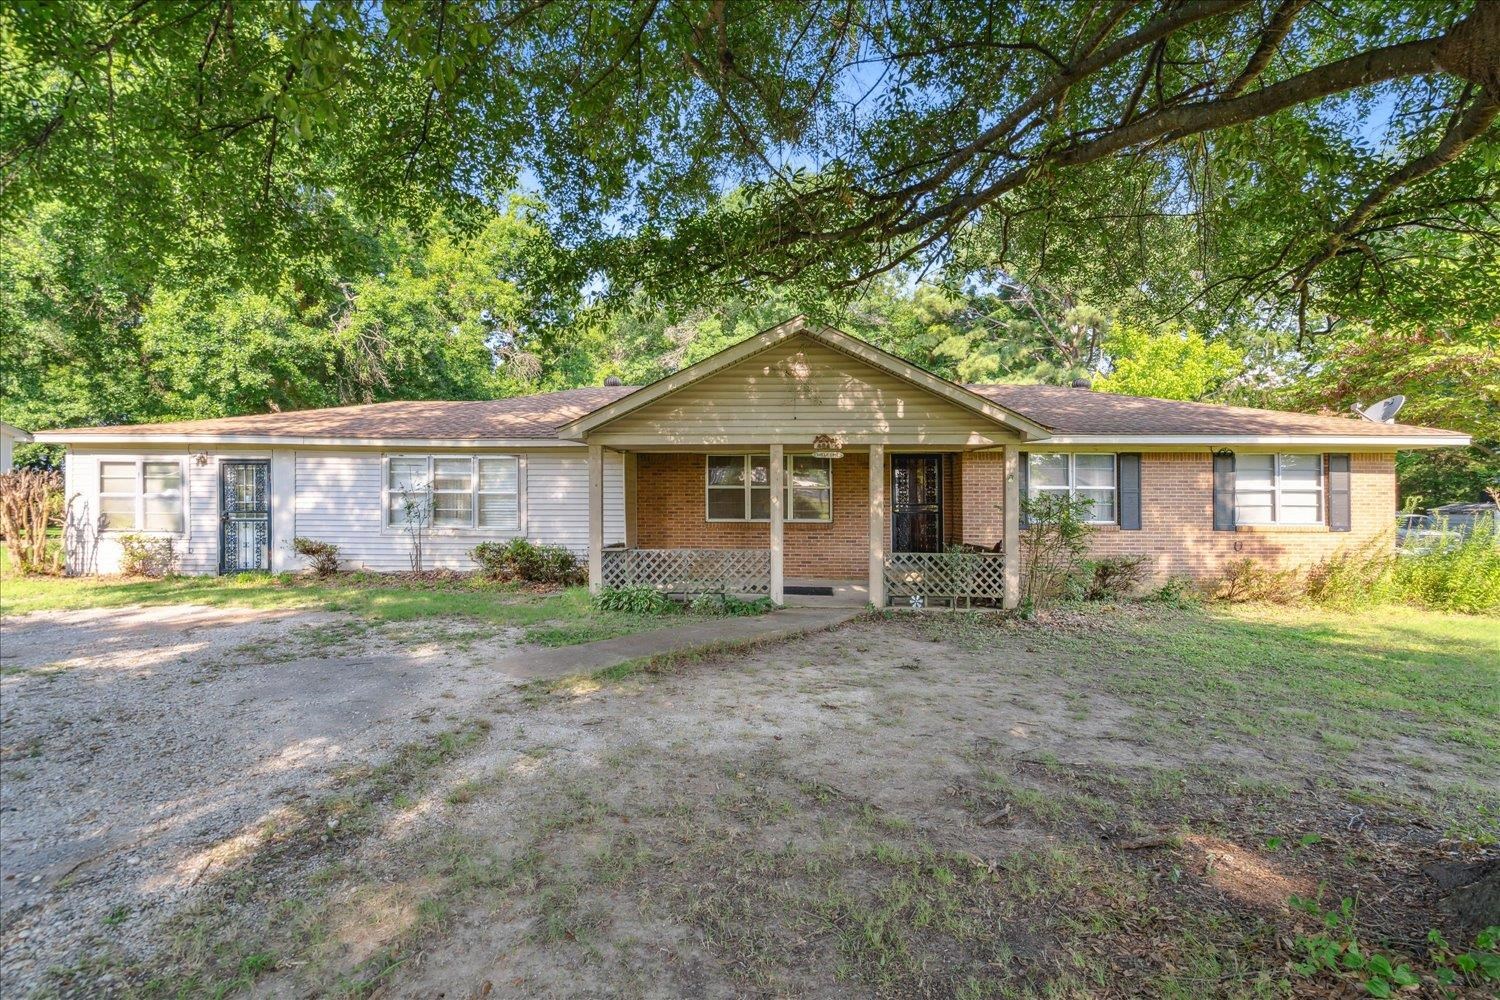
[557,315,1052,443]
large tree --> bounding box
[4,1,1495,327]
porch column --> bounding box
[868,443,886,607]
[1003,445,1020,609]
[769,443,784,604]
[623,452,638,548]
[587,442,604,593]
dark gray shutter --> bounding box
[1118,453,1142,530]
[1212,451,1236,531]
[1328,453,1351,531]
[1017,453,1029,528]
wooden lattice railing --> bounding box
[601,547,772,595]
[884,551,1007,606]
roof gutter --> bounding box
[31,433,583,449]
[1035,434,1470,449]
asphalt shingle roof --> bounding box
[963,383,1462,438]
[38,382,1463,441]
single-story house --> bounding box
[1,420,32,470]
[34,316,1470,607]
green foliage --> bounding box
[1233,520,1500,614]
[1212,558,1303,605]
[1390,518,1500,614]
[1068,556,1148,602]
[1145,577,1202,609]
[1289,895,1420,998]
[1427,926,1500,990]
[1093,325,1243,401]
[0,203,571,432]
[592,586,674,616]
[1290,897,1500,997]
[469,539,583,586]
[1018,492,1097,609]
[687,591,775,617]
[117,535,176,577]
[1283,322,1499,505]
[291,538,341,578]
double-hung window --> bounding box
[705,454,833,523]
[98,460,184,532]
[1235,454,1322,525]
[385,455,520,530]
[1027,453,1117,524]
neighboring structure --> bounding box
[34,317,1470,606]
[1,420,31,470]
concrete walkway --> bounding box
[494,606,864,682]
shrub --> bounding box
[1147,576,1201,609]
[1076,556,1148,601]
[0,468,62,573]
[118,534,177,577]
[1213,557,1301,604]
[1389,517,1499,614]
[593,585,674,615]
[292,537,341,578]
[1018,492,1096,608]
[688,591,775,616]
[470,538,584,585]
[1304,541,1394,607]
[1303,519,1498,614]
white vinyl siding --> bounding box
[64,448,221,575]
[294,450,621,572]
[1236,454,1323,525]
[1027,453,1116,524]
[600,336,1020,446]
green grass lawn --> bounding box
[0,563,688,647]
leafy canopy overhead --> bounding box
[4,1,1497,331]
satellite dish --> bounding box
[1352,395,1405,423]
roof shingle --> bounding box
[36,381,1463,442]
[965,383,1463,439]
[38,387,638,440]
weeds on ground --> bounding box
[1289,894,1500,997]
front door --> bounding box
[892,454,943,552]
[220,460,270,573]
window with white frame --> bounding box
[385,455,519,530]
[1235,453,1323,525]
[1027,453,1117,524]
[705,454,833,523]
[98,460,184,532]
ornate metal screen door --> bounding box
[220,461,270,572]
[892,454,943,552]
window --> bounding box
[385,455,520,530]
[1235,454,1322,525]
[705,454,833,523]
[98,460,184,532]
[787,455,832,521]
[1027,453,1117,524]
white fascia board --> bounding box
[30,432,582,448]
[1034,434,1471,449]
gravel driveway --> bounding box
[0,604,531,992]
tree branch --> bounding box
[1290,93,1500,290]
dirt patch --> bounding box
[7,608,1497,997]
[0,603,531,992]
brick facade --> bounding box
[635,452,870,578]
[957,450,1006,549]
[956,449,1397,584]
[634,449,1397,588]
